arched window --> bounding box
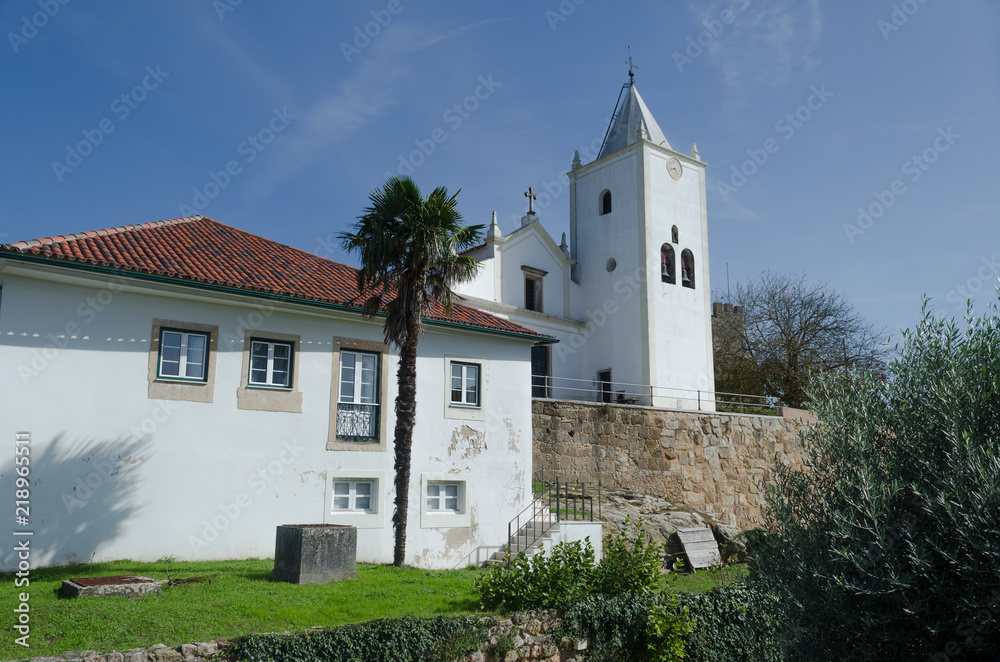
[671,225,679,244]
[600,190,612,215]
[681,249,695,289]
[660,244,675,284]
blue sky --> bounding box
[2,0,997,341]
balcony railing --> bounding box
[530,375,779,415]
[335,402,379,440]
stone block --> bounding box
[273,524,357,584]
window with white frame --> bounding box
[336,349,380,440]
[158,329,209,381]
[426,482,462,513]
[248,340,293,388]
[331,479,375,513]
[450,362,480,406]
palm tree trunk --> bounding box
[391,317,421,567]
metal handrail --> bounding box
[504,475,602,563]
[532,375,779,415]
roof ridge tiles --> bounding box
[7,215,204,250]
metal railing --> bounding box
[335,402,379,440]
[531,375,779,415]
[505,475,601,560]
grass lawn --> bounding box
[0,559,484,660]
[0,558,748,661]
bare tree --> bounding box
[713,271,888,408]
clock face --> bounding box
[667,157,683,181]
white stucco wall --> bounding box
[0,264,535,570]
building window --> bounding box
[331,480,375,513]
[524,273,543,312]
[660,244,676,284]
[601,190,612,215]
[426,482,461,513]
[158,329,209,381]
[672,225,679,244]
[681,249,696,289]
[336,349,380,441]
[420,474,471,528]
[325,471,384,528]
[450,362,480,406]
[248,340,293,388]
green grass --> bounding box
[666,564,749,593]
[0,559,485,660]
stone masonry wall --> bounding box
[532,400,811,528]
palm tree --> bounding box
[340,176,483,567]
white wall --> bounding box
[0,265,534,570]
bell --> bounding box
[682,269,690,284]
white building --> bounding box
[455,79,716,409]
[0,216,551,570]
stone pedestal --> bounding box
[272,524,357,584]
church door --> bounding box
[531,346,550,398]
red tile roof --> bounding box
[1,216,550,341]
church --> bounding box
[456,76,716,410]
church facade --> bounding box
[456,81,716,410]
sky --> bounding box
[1,0,998,344]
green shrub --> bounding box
[593,515,664,595]
[756,301,1000,660]
[232,615,494,662]
[476,539,595,612]
[679,580,785,662]
[646,594,695,662]
[559,593,695,662]
[560,593,652,662]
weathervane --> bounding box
[626,45,636,85]
[524,186,537,215]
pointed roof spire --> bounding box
[598,83,670,159]
[487,210,502,241]
[691,142,700,160]
[559,232,569,257]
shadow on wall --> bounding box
[0,433,152,571]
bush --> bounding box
[476,538,595,612]
[593,516,664,595]
[232,615,494,662]
[755,301,1000,660]
[679,580,785,662]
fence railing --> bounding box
[531,375,779,415]
[505,474,601,561]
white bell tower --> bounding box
[567,77,715,409]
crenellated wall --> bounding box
[532,399,812,528]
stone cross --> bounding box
[524,187,537,215]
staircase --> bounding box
[485,475,602,566]
[485,501,559,565]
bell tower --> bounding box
[567,76,715,409]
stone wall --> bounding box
[532,399,811,528]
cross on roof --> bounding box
[524,186,537,215]
[626,45,637,84]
